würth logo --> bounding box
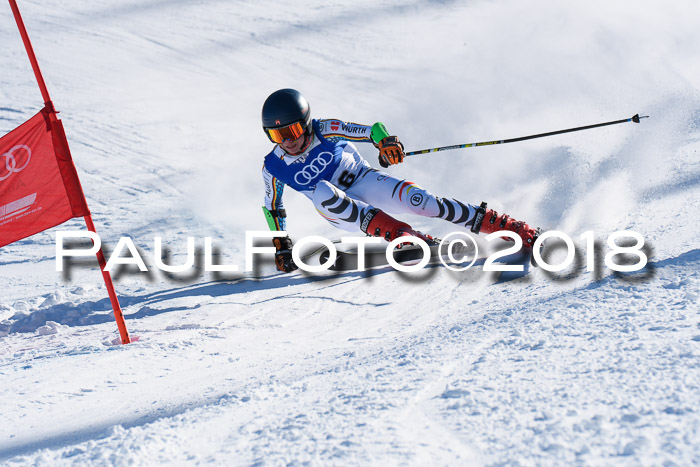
[330,121,340,132]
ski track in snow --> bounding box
[2,0,700,465]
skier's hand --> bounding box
[275,250,297,273]
[273,236,298,273]
[376,136,405,168]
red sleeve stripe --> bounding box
[324,133,371,142]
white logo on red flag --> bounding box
[0,110,89,248]
[0,193,36,220]
[0,144,32,181]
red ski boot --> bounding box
[362,209,436,245]
[471,202,540,247]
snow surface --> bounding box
[1,0,700,464]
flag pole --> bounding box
[84,216,131,344]
[8,0,131,344]
[7,0,51,105]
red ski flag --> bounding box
[6,0,131,344]
[0,107,89,248]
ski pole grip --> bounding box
[371,122,390,144]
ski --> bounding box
[319,239,468,272]
[316,236,543,275]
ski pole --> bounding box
[404,114,649,157]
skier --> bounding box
[261,89,539,273]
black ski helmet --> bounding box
[261,89,311,130]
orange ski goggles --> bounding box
[264,121,306,144]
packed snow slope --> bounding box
[1,0,699,464]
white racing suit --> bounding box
[262,118,479,234]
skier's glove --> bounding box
[272,236,297,273]
[375,136,405,168]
